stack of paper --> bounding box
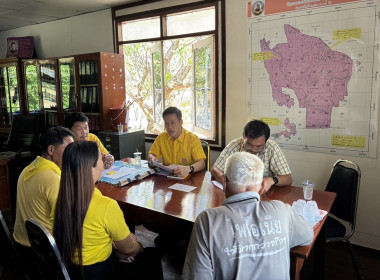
[292,199,327,227]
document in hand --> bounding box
[151,161,189,180]
[152,161,173,173]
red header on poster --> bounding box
[248,0,362,16]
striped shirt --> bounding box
[149,128,206,166]
[213,138,291,177]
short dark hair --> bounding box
[65,112,89,129]
[163,107,182,121]
[243,120,270,141]
[40,126,74,154]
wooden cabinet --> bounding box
[75,52,125,132]
[98,130,145,160]
[0,160,11,211]
[0,58,24,128]
[20,52,125,132]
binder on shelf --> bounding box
[90,61,95,84]
[93,61,98,84]
[93,87,100,113]
[85,60,91,85]
[80,61,86,84]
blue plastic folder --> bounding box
[99,161,155,187]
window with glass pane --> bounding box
[25,64,40,113]
[0,68,10,125]
[121,17,160,41]
[152,45,163,127]
[194,37,213,134]
[59,62,76,111]
[118,5,216,140]
[40,64,57,110]
[0,66,21,125]
[167,8,215,36]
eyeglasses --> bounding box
[243,138,265,153]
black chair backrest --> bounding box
[325,159,360,224]
[201,140,210,171]
[25,218,70,280]
[7,115,40,152]
[0,210,29,280]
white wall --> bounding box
[0,9,114,59]
[1,0,379,250]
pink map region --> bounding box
[272,118,297,139]
[260,24,360,128]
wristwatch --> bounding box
[189,165,195,173]
[272,176,279,185]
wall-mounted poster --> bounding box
[246,0,380,158]
[6,36,36,58]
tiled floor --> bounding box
[135,225,182,280]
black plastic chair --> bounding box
[200,140,210,171]
[2,115,40,153]
[0,210,30,280]
[0,115,42,221]
[25,218,70,280]
[325,159,361,279]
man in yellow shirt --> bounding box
[148,107,206,177]
[13,126,74,247]
[12,126,74,279]
[65,112,114,168]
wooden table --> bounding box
[97,170,336,280]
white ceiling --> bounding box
[0,0,139,32]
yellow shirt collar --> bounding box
[24,156,61,181]
[175,128,186,143]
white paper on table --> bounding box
[102,166,139,180]
[212,180,223,190]
[168,183,196,193]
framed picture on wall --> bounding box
[6,36,36,58]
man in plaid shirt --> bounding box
[211,120,292,194]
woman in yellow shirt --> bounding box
[53,141,162,279]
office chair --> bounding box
[200,140,210,171]
[1,115,40,154]
[325,159,361,279]
[25,218,70,280]
[0,115,41,221]
[0,210,30,280]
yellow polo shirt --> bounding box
[88,133,108,154]
[149,128,206,166]
[74,188,130,265]
[13,157,61,247]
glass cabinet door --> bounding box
[58,57,76,121]
[39,60,57,111]
[39,59,58,127]
[23,60,41,114]
[0,62,21,126]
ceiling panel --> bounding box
[0,0,139,31]
[18,2,84,18]
[0,0,34,10]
